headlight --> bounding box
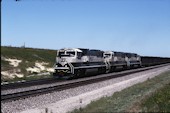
[61,58,65,62]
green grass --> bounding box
[1,46,57,82]
[139,83,170,112]
[71,71,170,113]
[1,46,56,65]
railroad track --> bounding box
[1,63,170,102]
[1,78,64,90]
[1,62,167,91]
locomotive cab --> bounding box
[125,53,141,68]
[56,48,82,65]
[54,48,83,78]
[104,51,114,61]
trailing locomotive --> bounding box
[104,51,141,73]
[53,48,141,78]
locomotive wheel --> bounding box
[98,67,106,74]
[98,67,103,74]
[110,66,115,72]
[123,65,127,70]
[75,69,85,77]
[75,70,81,77]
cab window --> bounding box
[104,54,111,58]
[58,52,65,57]
[77,52,82,59]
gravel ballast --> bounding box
[1,65,170,113]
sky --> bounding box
[1,0,170,57]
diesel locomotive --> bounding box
[53,48,141,78]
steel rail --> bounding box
[1,78,64,90]
[1,63,169,102]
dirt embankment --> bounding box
[1,46,56,82]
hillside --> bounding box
[1,46,57,82]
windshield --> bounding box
[104,53,111,58]
[58,52,65,57]
[66,51,75,57]
[58,51,75,57]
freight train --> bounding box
[53,48,139,78]
[53,48,170,79]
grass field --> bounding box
[71,71,170,113]
[139,83,170,112]
[1,46,57,82]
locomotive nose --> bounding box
[60,61,67,67]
